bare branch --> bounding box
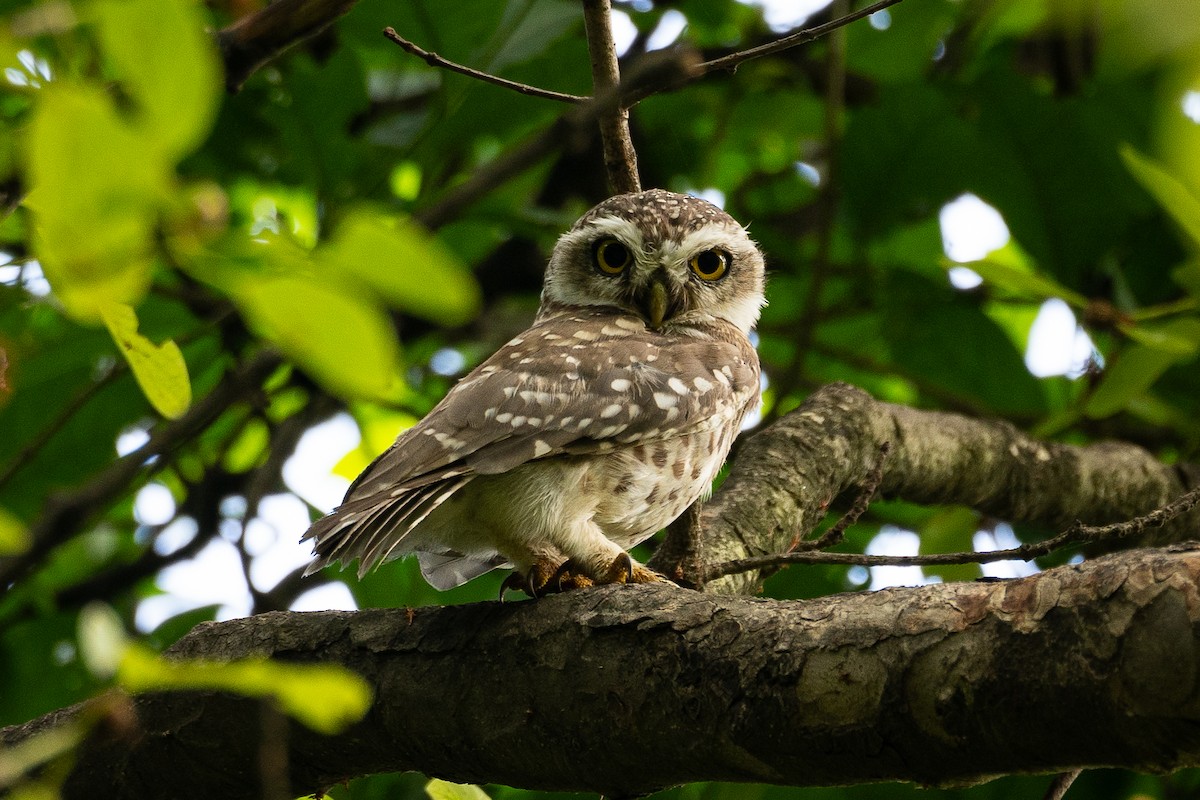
[382,27,587,104]
[217,0,359,92]
[414,48,698,229]
[581,0,640,194]
[0,350,283,589]
[795,440,890,553]
[1043,770,1084,800]
[700,383,1200,594]
[699,0,907,75]
[705,483,1200,579]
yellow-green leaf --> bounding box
[78,603,129,679]
[1121,144,1200,251]
[231,271,403,402]
[92,0,220,160]
[0,507,30,557]
[25,84,168,320]
[322,208,481,326]
[118,647,373,735]
[425,779,492,800]
[100,303,192,419]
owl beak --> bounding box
[644,275,678,329]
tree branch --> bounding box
[217,0,359,92]
[581,0,641,194]
[382,27,587,103]
[707,482,1200,580]
[698,0,906,76]
[700,383,1200,594]
[6,546,1200,798]
[620,0,908,108]
[413,49,699,229]
[0,350,283,590]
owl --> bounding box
[303,189,765,595]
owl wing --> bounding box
[303,309,759,575]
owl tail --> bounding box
[302,475,472,578]
[417,551,509,589]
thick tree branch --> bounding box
[5,546,1200,798]
[701,383,1199,593]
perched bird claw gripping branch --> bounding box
[302,190,765,595]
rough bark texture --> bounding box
[5,546,1200,799]
[703,383,1199,593]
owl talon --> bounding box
[598,552,672,585]
[500,559,563,599]
[499,572,528,600]
[550,560,595,592]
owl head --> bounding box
[540,190,766,334]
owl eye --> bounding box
[689,249,729,281]
[594,238,632,275]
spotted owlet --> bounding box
[303,189,765,593]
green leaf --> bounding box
[92,0,220,160]
[1120,144,1200,251]
[322,208,481,326]
[1122,317,1200,357]
[0,507,30,557]
[1083,317,1200,418]
[25,84,169,320]
[956,245,1087,307]
[100,303,192,419]
[117,647,373,735]
[1172,260,1200,297]
[425,778,492,800]
[225,243,403,401]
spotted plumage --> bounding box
[303,190,765,591]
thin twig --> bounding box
[1043,769,1083,800]
[581,0,641,194]
[795,441,890,553]
[414,48,698,229]
[699,0,906,75]
[217,0,360,92]
[0,312,234,493]
[704,484,1200,581]
[0,350,283,589]
[618,0,909,108]
[382,27,587,104]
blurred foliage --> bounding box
[1,0,1199,797]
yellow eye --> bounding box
[594,238,632,275]
[689,249,729,281]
